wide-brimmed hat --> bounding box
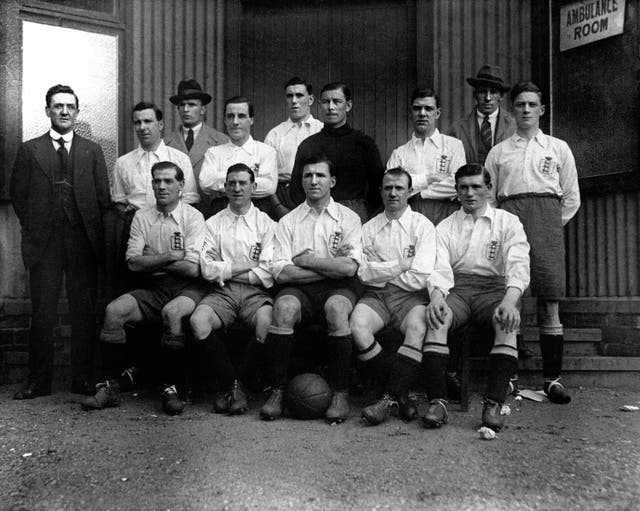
[466,65,510,92]
[170,79,212,105]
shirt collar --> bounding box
[411,128,441,148]
[49,129,74,143]
[300,197,340,221]
[227,135,256,154]
[154,199,183,222]
[512,129,547,148]
[458,203,495,224]
[379,206,413,233]
[135,139,169,163]
[476,108,499,122]
[222,203,257,231]
[183,123,203,137]
[286,114,315,130]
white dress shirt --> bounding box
[435,205,530,293]
[183,122,203,142]
[270,198,362,280]
[200,204,276,288]
[264,115,324,182]
[485,130,581,225]
[358,206,442,294]
[386,129,466,200]
[49,129,74,152]
[476,108,499,144]
[126,201,206,275]
[199,137,277,199]
[112,140,199,209]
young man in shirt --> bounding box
[423,163,530,432]
[165,79,228,218]
[264,77,323,217]
[189,163,276,415]
[289,82,384,223]
[350,168,450,425]
[199,96,278,218]
[106,102,199,295]
[386,88,466,225]
[485,81,580,404]
[260,153,362,423]
[82,161,206,416]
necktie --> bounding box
[480,116,492,151]
[56,137,69,182]
[185,128,194,151]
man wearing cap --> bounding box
[165,79,228,218]
[264,77,323,217]
[386,88,465,225]
[450,65,516,166]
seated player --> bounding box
[350,168,447,425]
[423,163,530,431]
[260,153,362,423]
[82,161,206,415]
[189,163,276,415]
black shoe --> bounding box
[81,380,121,410]
[446,371,461,402]
[544,378,571,404]
[228,380,248,415]
[362,393,397,426]
[71,379,94,396]
[398,393,418,422]
[482,399,505,432]
[13,380,51,400]
[422,398,448,428]
[326,391,350,424]
[260,388,285,421]
[161,385,185,416]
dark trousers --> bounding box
[28,219,98,385]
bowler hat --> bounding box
[466,65,510,92]
[170,79,212,105]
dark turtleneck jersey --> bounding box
[289,124,384,212]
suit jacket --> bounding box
[165,123,228,189]
[10,132,110,267]
[449,107,516,165]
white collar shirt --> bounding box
[112,140,200,209]
[264,115,324,182]
[359,206,445,294]
[199,136,277,199]
[476,108,500,142]
[435,205,530,293]
[182,122,203,142]
[200,204,276,288]
[49,129,74,152]
[386,128,465,200]
[126,201,206,275]
[271,198,362,280]
[485,129,581,225]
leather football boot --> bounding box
[362,393,397,426]
[260,388,285,421]
[228,380,248,415]
[81,380,121,410]
[213,391,230,414]
[161,385,185,416]
[544,378,571,404]
[398,393,418,422]
[13,380,52,400]
[482,399,505,432]
[326,391,350,424]
[422,398,448,428]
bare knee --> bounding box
[104,295,135,326]
[324,296,352,331]
[190,306,215,340]
[272,296,301,328]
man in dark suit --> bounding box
[449,65,516,165]
[10,84,110,399]
[165,79,228,218]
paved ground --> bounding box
[1,384,639,511]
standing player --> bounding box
[485,81,580,403]
[260,153,362,423]
[423,163,530,431]
[189,163,276,415]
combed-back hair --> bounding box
[320,82,351,102]
[151,161,184,182]
[454,163,491,186]
[46,84,79,108]
[225,96,254,117]
[133,101,163,121]
[226,163,255,183]
[300,153,336,177]
[510,81,542,104]
[384,167,413,190]
[285,77,313,95]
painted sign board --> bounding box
[560,0,625,51]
